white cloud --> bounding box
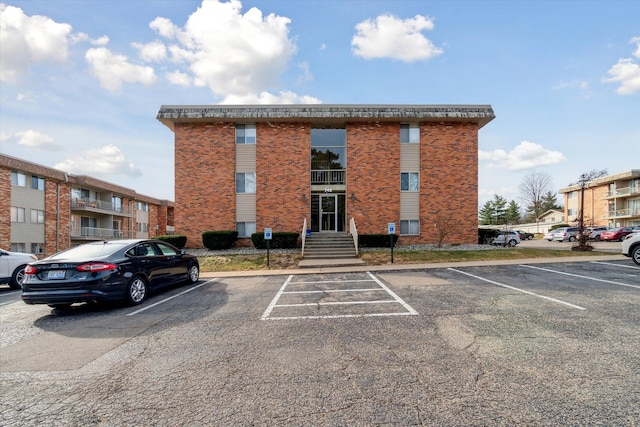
[296,61,313,85]
[150,0,302,101]
[166,70,192,86]
[351,14,443,62]
[479,141,565,171]
[632,36,640,58]
[85,47,158,92]
[0,3,72,83]
[54,145,142,177]
[133,40,167,62]
[602,36,640,95]
[220,90,321,105]
[15,129,63,151]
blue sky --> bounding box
[1,0,639,208]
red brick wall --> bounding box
[347,122,401,236]
[45,181,71,255]
[256,122,309,233]
[0,168,10,248]
[419,122,479,244]
[175,123,236,248]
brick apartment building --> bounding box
[559,169,640,228]
[157,104,495,248]
[1,154,174,256]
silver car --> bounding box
[0,249,38,289]
[552,227,579,242]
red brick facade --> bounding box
[159,105,494,248]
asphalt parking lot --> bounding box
[1,256,639,426]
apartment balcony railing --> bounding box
[71,198,134,217]
[601,208,640,219]
[71,227,136,240]
[604,186,640,198]
[311,169,345,185]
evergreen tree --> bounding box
[479,200,496,225]
[506,200,521,223]
[540,191,562,213]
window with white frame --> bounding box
[400,172,419,191]
[568,191,577,199]
[236,222,256,238]
[30,209,45,224]
[400,124,420,143]
[236,173,256,193]
[137,201,148,211]
[31,243,45,254]
[568,208,578,216]
[11,207,25,222]
[31,175,45,190]
[400,220,420,235]
[11,243,26,252]
[236,124,256,144]
[11,171,26,187]
[137,223,149,232]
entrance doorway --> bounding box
[310,194,346,232]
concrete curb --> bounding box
[200,254,626,278]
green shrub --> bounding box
[155,235,187,249]
[202,231,238,250]
[251,232,299,249]
[358,234,399,248]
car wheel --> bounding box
[620,236,626,242]
[508,239,517,247]
[528,236,534,240]
[594,236,601,241]
[569,236,577,242]
[632,245,640,266]
[8,264,28,290]
[187,264,200,284]
[126,276,147,305]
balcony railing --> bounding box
[604,186,640,198]
[601,208,640,219]
[311,169,345,185]
[71,227,136,240]
[71,198,134,216]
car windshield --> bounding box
[48,242,130,259]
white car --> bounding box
[492,231,521,247]
[0,249,38,289]
[622,232,640,266]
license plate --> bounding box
[47,270,66,280]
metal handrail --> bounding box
[349,217,359,255]
[301,218,307,257]
[71,227,135,239]
[311,169,346,185]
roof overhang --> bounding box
[156,104,495,131]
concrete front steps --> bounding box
[298,232,364,268]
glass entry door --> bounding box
[320,195,337,232]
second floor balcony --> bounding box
[71,227,136,240]
[71,198,134,217]
[601,207,640,219]
[311,169,345,185]
[604,186,640,198]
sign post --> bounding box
[264,228,273,268]
[387,222,396,263]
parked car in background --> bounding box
[0,249,38,289]
[516,230,534,240]
[621,232,640,265]
[22,239,200,310]
[587,226,610,241]
[544,231,555,241]
[600,227,635,242]
[552,227,579,242]
[492,231,521,247]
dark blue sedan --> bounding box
[22,239,199,310]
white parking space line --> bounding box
[591,261,640,270]
[521,265,640,290]
[448,268,586,311]
[127,279,218,316]
[261,272,418,320]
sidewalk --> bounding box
[200,253,626,278]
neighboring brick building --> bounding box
[1,154,174,256]
[157,104,495,249]
[559,170,640,228]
